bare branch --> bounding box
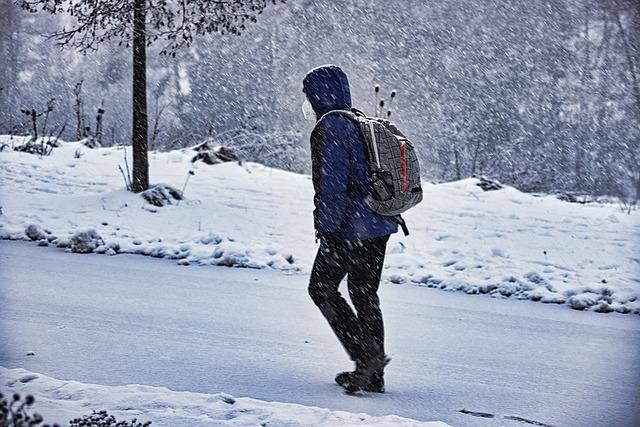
[15,0,284,54]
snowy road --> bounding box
[1,241,639,427]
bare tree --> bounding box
[40,98,55,136]
[95,104,105,146]
[150,76,171,150]
[611,3,640,200]
[612,7,640,119]
[591,0,640,200]
[0,5,20,127]
[575,2,593,192]
[72,81,84,140]
[16,0,284,192]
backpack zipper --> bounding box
[400,140,408,192]
[368,121,381,169]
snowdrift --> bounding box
[0,367,448,426]
[1,135,638,314]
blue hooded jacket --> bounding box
[303,65,398,242]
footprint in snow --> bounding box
[459,409,554,426]
[19,374,39,383]
[34,187,58,194]
[453,262,466,271]
[491,248,509,258]
[435,234,452,241]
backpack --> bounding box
[317,108,423,235]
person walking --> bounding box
[303,65,398,393]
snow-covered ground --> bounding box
[0,135,638,314]
[1,367,446,427]
[2,241,639,427]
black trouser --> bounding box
[308,234,389,363]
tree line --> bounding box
[0,0,638,200]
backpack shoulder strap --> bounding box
[314,108,380,169]
[317,109,359,124]
[313,109,365,140]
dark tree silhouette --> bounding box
[15,0,282,192]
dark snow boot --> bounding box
[335,369,385,393]
[335,361,360,388]
[367,370,385,393]
[335,370,353,387]
[340,354,391,394]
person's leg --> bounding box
[346,235,389,362]
[308,238,365,361]
[335,235,390,393]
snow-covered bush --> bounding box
[568,292,600,311]
[70,230,104,253]
[13,137,60,157]
[25,224,47,241]
[0,392,51,427]
[198,233,223,245]
[80,136,100,149]
[69,410,151,427]
[475,176,503,191]
[140,184,183,207]
[54,236,71,249]
[191,140,238,165]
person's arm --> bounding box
[311,117,350,236]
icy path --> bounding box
[1,241,639,427]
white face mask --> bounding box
[302,97,315,121]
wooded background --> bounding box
[1,0,638,199]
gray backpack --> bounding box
[318,109,423,235]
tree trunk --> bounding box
[576,3,591,192]
[95,107,105,147]
[30,109,37,141]
[470,137,481,176]
[74,81,83,140]
[131,0,149,192]
[0,4,19,128]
